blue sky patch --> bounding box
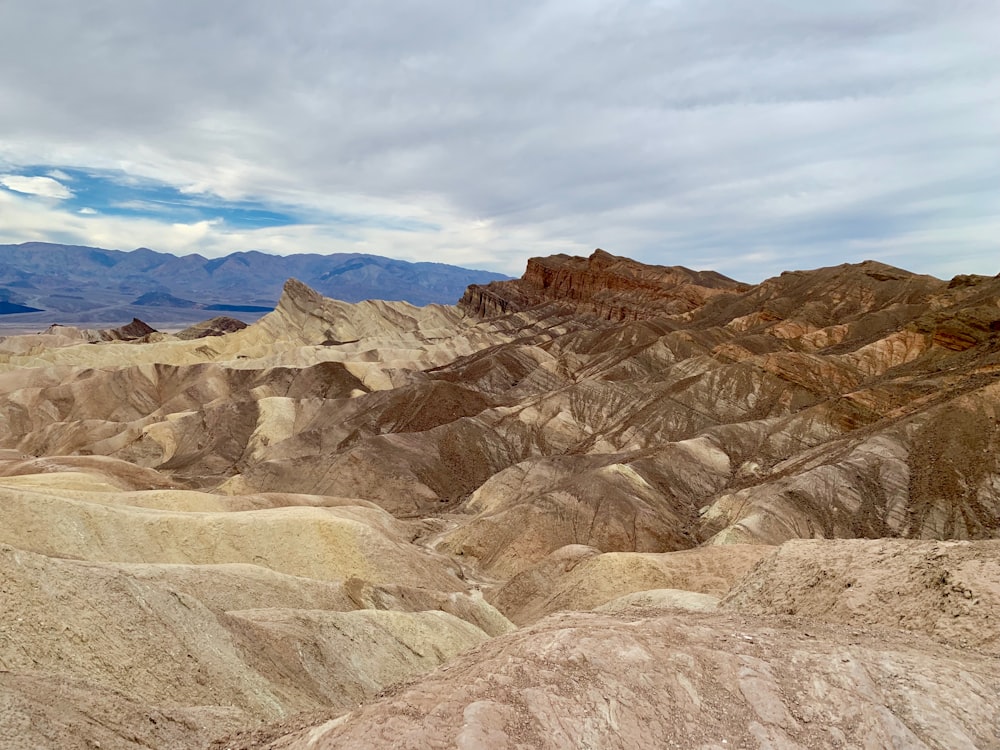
[1,165,300,229]
[0,165,441,235]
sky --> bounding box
[0,1,997,281]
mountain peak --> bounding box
[0,243,510,326]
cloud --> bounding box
[0,174,73,199]
[0,181,538,272]
[0,1,997,280]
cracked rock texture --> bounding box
[260,610,1000,750]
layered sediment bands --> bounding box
[4,259,999,545]
[699,376,1000,545]
[4,260,1000,541]
[435,441,732,576]
[698,260,947,333]
[462,248,746,321]
[1,252,999,748]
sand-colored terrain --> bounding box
[259,610,1000,750]
[1,250,998,748]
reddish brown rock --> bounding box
[461,248,746,321]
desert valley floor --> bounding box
[1,250,998,749]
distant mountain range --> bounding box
[0,242,510,327]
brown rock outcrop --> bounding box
[461,248,746,321]
[175,315,249,339]
[36,317,157,343]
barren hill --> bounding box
[0,249,998,749]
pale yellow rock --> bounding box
[0,279,514,395]
[0,545,492,737]
[0,491,463,590]
[492,543,773,625]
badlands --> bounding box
[0,249,998,749]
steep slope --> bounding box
[5,257,998,553]
[448,259,1000,556]
[462,248,745,320]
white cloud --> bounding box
[0,1,997,280]
[0,187,539,274]
[0,174,73,199]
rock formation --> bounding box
[462,248,746,320]
[0,250,998,748]
[253,608,1000,750]
[175,315,249,339]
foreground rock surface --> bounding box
[0,543,498,747]
[252,609,1000,750]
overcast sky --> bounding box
[0,1,997,280]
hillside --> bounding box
[0,249,998,749]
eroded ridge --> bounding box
[0,251,997,748]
